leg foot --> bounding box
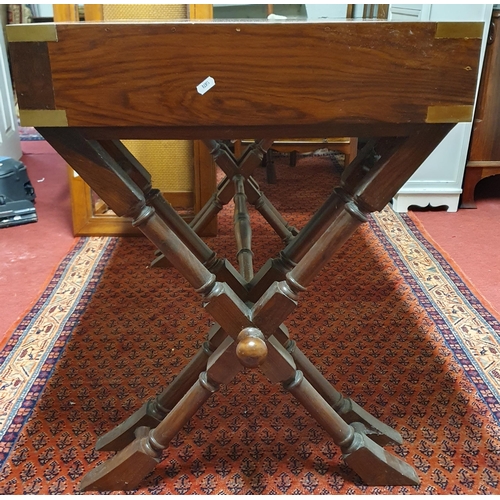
[460,167,481,209]
[343,423,420,486]
[96,399,164,452]
[266,150,277,184]
[96,340,216,451]
[81,427,161,492]
[288,343,402,447]
[339,399,403,447]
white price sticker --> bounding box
[197,76,216,95]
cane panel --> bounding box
[103,4,193,194]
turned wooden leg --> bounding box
[44,126,452,491]
[283,372,419,486]
[81,337,242,491]
[247,131,446,301]
[247,176,299,242]
[189,139,274,236]
[190,180,230,234]
[289,150,297,167]
[284,339,402,447]
[80,374,218,491]
[247,139,386,302]
[98,140,250,297]
[203,139,297,243]
[95,325,228,451]
[240,332,419,486]
[233,175,254,281]
[190,137,269,234]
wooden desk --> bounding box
[7,20,482,492]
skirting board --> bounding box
[392,192,460,212]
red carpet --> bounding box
[1,155,499,494]
[411,175,500,317]
[0,142,76,346]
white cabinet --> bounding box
[389,4,493,212]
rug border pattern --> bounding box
[371,207,500,422]
[0,237,117,466]
[1,203,500,482]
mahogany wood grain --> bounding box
[10,22,481,129]
[8,42,55,111]
[468,10,500,163]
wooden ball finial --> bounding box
[236,327,267,368]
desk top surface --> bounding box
[8,21,483,138]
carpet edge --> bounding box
[407,211,500,323]
[0,237,80,352]
[0,237,117,468]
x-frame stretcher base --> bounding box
[36,127,454,492]
[6,17,483,494]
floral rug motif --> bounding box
[0,155,499,494]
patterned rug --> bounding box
[1,155,499,495]
[18,126,44,141]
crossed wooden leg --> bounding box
[152,140,297,268]
[89,138,404,452]
[38,124,452,491]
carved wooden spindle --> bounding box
[283,371,419,486]
[221,138,273,179]
[39,128,217,298]
[283,338,402,446]
[81,337,241,491]
[97,140,217,269]
[203,140,298,243]
[246,140,386,302]
[91,133,431,454]
[256,337,419,486]
[81,372,219,491]
[285,126,453,294]
[286,201,368,293]
[96,325,227,451]
[190,181,228,234]
[203,281,408,484]
[189,138,263,234]
[43,127,446,490]
[188,140,245,234]
[248,128,450,303]
[228,140,299,239]
[233,175,254,282]
[247,188,345,302]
